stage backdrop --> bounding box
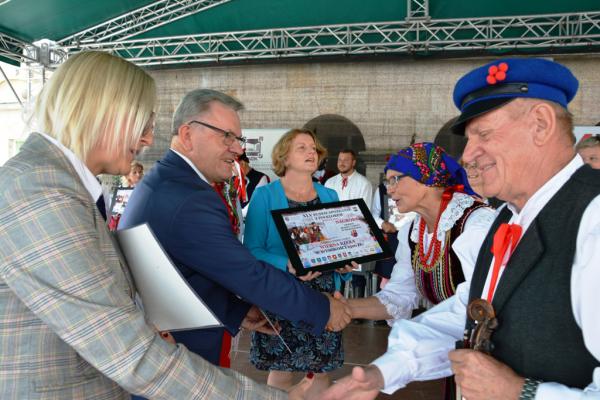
[242,128,288,182]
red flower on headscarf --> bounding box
[486,62,509,85]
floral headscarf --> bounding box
[384,142,476,196]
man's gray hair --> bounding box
[171,89,244,135]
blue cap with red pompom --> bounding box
[451,58,578,134]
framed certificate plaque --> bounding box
[271,199,393,275]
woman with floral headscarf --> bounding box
[347,142,495,321]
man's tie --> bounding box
[486,223,522,302]
[341,176,348,190]
[96,195,107,221]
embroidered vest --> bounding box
[408,201,489,305]
[467,165,600,387]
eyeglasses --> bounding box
[188,120,247,147]
[383,174,408,190]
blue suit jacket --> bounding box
[120,150,330,365]
[244,181,351,290]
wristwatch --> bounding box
[519,377,542,400]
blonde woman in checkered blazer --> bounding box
[0,51,300,399]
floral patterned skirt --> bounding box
[249,272,344,372]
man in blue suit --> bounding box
[120,89,351,365]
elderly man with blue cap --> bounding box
[319,58,600,400]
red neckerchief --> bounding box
[486,223,522,302]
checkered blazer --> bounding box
[0,133,285,400]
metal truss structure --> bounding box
[0,33,67,67]
[0,32,40,65]
[64,11,600,67]
[0,0,227,68]
[2,1,600,69]
[58,0,231,45]
[407,0,429,20]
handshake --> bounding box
[325,291,352,331]
[288,260,358,332]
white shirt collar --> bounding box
[410,192,476,243]
[506,155,584,231]
[170,149,210,184]
[341,170,356,180]
[38,132,102,202]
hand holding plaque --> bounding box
[271,199,393,275]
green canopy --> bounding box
[1,0,599,67]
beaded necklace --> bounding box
[417,218,442,271]
[416,186,461,271]
[411,230,454,302]
[410,198,487,305]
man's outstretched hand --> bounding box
[320,365,383,400]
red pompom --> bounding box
[499,62,509,72]
[488,65,498,75]
[487,75,497,85]
[495,71,506,81]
